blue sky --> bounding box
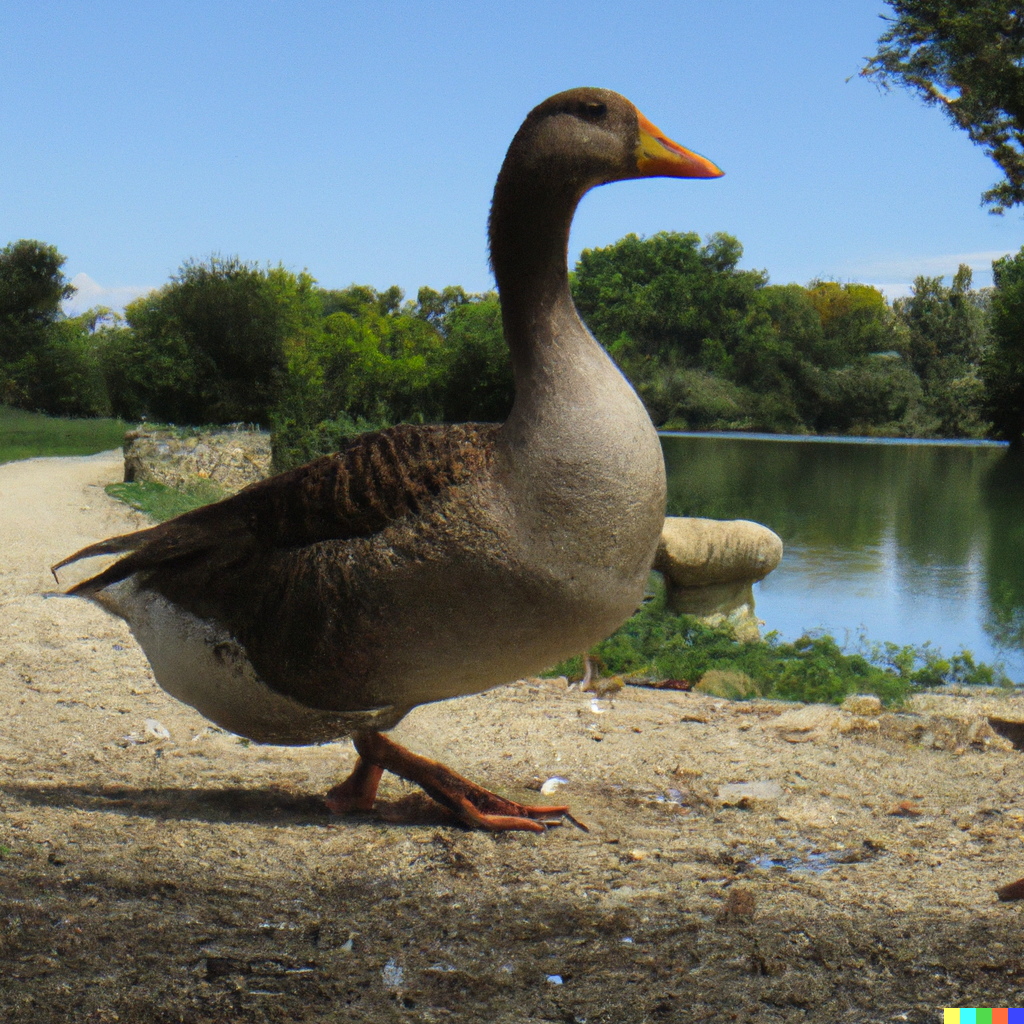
[2,1,1021,315]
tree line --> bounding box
[1,233,1023,467]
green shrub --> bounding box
[545,583,1014,705]
[270,411,388,473]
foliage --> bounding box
[114,256,321,425]
[0,404,129,465]
[0,233,999,445]
[271,410,387,473]
[272,285,513,469]
[0,240,99,414]
[893,265,990,437]
[862,1,1024,213]
[545,586,1012,705]
[0,239,75,357]
[434,294,513,423]
[982,246,1024,447]
[572,231,767,371]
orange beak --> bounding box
[634,109,723,179]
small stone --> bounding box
[381,958,404,990]
[143,719,171,741]
[717,781,782,808]
[889,801,922,817]
[720,888,756,918]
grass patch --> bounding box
[0,405,131,464]
[105,480,228,523]
[546,579,1014,706]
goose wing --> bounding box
[54,422,498,598]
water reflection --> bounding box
[661,435,1024,678]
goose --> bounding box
[53,88,722,833]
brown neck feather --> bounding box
[488,159,587,382]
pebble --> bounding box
[381,958,404,989]
[540,777,569,796]
[144,719,171,741]
[717,781,782,807]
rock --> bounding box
[652,517,783,637]
[717,781,783,808]
[122,426,272,494]
[996,878,1024,902]
[768,705,843,742]
[540,777,568,796]
[143,719,171,741]
[695,670,761,700]
[719,887,756,919]
[878,712,1016,753]
[888,801,923,817]
[841,694,882,716]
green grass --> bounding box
[105,479,228,522]
[0,405,131,464]
[545,578,1015,705]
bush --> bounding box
[545,584,1012,705]
[270,410,387,473]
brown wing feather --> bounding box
[57,422,498,597]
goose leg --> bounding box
[325,730,574,833]
[323,755,385,813]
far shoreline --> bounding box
[660,430,1010,447]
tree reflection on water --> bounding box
[661,433,1023,671]
[982,450,1024,654]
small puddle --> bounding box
[749,842,878,874]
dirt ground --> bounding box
[2,452,1024,1023]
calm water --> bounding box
[661,433,1024,680]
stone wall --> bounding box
[121,427,272,493]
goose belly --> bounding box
[96,578,405,745]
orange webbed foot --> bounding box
[325,730,585,834]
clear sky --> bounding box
[2,0,1021,315]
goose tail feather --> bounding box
[51,528,160,585]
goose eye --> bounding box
[582,101,607,119]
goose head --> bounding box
[499,86,722,194]
[489,87,722,317]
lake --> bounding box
[661,433,1024,681]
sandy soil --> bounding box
[2,452,1024,1023]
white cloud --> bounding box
[63,273,155,316]
[855,251,1014,290]
[864,283,915,301]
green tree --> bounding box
[804,281,896,364]
[415,285,471,332]
[116,256,320,425]
[893,265,989,437]
[982,247,1024,448]
[29,309,115,417]
[572,231,767,370]
[862,1,1024,212]
[435,293,514,422]
[0,239,77,408]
